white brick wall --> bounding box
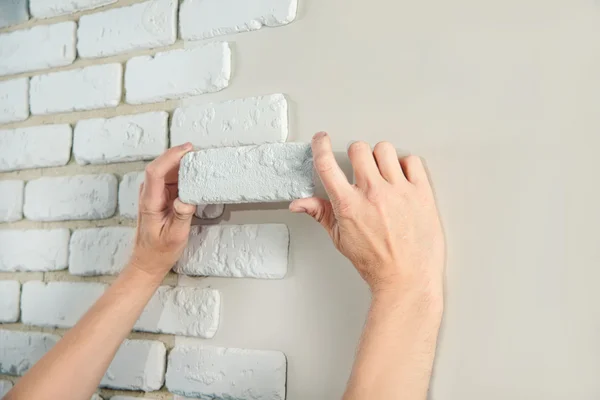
[170,94,289,147]
[21,281,107,328]
[0,281,20,323]
[30,64,123,115]
[0,124,72,172]
[166,345,287,399]
[69,227,135,276]
[74,112,168,165]
[175,225,289,279]
[0,0,28,29]
[179,0,297,40]
[0,22,76,76]
[29,0,117,18]
[0,380,13,398]
[0,330,59,376]
[101,339,166,391]
[0,180,24,222]
[24,174,118,221]
[78,0,177,58]
[0,229,70,272]
[0,78,28,124]
[125,43,231,104]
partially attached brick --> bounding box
[0,229,70,272]
[30,0,117,18]
[0,330,59,376]
[0,78,28,124]
[0,180,24,222]
[0,281,20,323]
[69,227,135,276]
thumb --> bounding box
[171,198,196,232]
[290,197,336,236]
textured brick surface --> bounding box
[0,0,28,29]
[0,229,70,272]
[69,227,135,276]
[0,22,76,76]
[0,180,24,222]
[166,345,287,399]
[29,0,117,18]
[0,124,72,172]
[118,171,144,219]
[0,78,28,124]
[30,64,122,115]
[78,0,177,58]
[21,281,106,328]
[125,43,231,104]
[111,397,152,400]
[180,0,297,40]
[179,143,314,204]
[0,380,13,398]
[175,225,289,279]
[24,174,118,221]
[74,112,168,165]
[170,94,288,148]
[0,281,20,323]
[0,330,59,376]
[135,286,220,338]
[101,339,166,391]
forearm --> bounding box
[343,286,443,400]
[7,264,163,400]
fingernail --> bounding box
[181,142,193,150]
[313,132,327,140]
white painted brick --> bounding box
[171,94,288,148]
[179,143,314,204]
[0,22,76,76]
[0,78,28,124]
[175,225,288,279]
[0,229,70,272]
[101,339,165,391]
[166,345,287,399]
[21,281,106,328]
[0,0,28,29]
[125,43,231,104]
[0,379,13,398]
[78,0,177,58]
[74,112,168,165]
[0,124,72,172]
[30,0,117,18]
[24,174,118,221]
[195,204,224,219]
[30,64,122,115]
[180,0,297,40]
[0,330,59,376]
[0,180,23,222]
[135,286,220,338]
[69,227,135,276]
[0,281,19,323]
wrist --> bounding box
[124,257,170,287]
[372,282,444,321]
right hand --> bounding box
[290,132,445,301]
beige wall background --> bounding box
[2,0,600,399]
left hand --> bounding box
[128,143,197,280]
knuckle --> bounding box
[145,163,159,179]
[314,155,334,174]
[348,141,370,155]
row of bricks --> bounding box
[0,94,288,171]
[0,329,286,397]
[0,381,104,400]
[0,224,289,276]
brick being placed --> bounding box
[0,180,24,222]
[0,229,70,272]
[69,227,135,276]
[175,225,289,279]
[0,330,59,376]
[179,143,314,204]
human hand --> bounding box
[128,143,197,281]
[290,133,445,300]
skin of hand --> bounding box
[290,132,445,400]
[5,144,196,400]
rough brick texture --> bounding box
[101,339,166,391]
[175,225,289,279]
[135,286,220,338]
[0,380,13,398]
[111,397,152,400]
[0,0,28,29]
[0,22,76,76]
[179,143,314,204]
[74,112,168,165]
[30,64,122,115]
[0,330,59,376]
[180,0,297,40]
[166,345,287,399]
[125,43,231,104]
[29,0,117,18]
[78,0,177,58]
[24,174,118,221]
[0,78,28,124]
[0,229,70,272]
[69,227,135,276]
[0,281,20,323]
[170,94,288,148]
[0,124,72,172]
[0,180,24,222]
[21,281,106,328]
